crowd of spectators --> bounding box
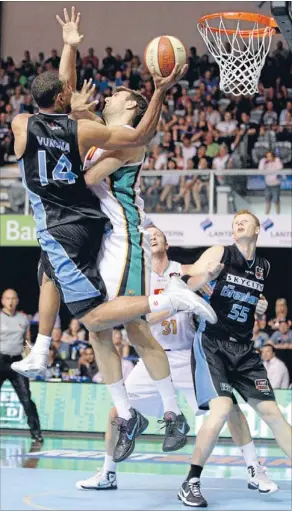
[1,42,291,213]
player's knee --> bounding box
[256,401,282,424]
[80,309,103,332]
[209,397,233,423]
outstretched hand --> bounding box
[56,6,84,47]
[71,79,97,112]
[150,63,188,93]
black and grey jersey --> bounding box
[202,244,270,342]
[19,113,108,232]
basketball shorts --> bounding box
[97,227,151,300]
[126,349,203,418]
[191,332,275,410]
[38,219,107,318]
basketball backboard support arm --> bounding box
[270,1,292,50]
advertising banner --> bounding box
[0,215,38,246]
[149,214,292,248]
[1,214,291,248]
[1,382,291,439]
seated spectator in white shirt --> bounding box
[252,319,269,349]
[205,102,221,127]
[182,136,196,166]
[270,319,292,349]
[279,100,292,125]
[51,328,70,360]
[216,111,238,142]
[262,101,278,126]
[262,344,290,389]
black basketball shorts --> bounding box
[191,332,275,410]
[37,219,107,318]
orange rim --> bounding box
[198,12,278,37]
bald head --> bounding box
[1,289,19,314]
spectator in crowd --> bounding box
[10,85,24,117]
[157,158,180,211]
[102,46,117,80]
[262,344,290,388]
[181,136,196,165]
[79,347,98,381]
[51,328,70,360]
[268,298,290,330]
[258,151,283,214]
[45,345,69,379]
[252,318,270,349]
[215,111,238,147]
[270,319,292,348]
[82,47,99,70]
[61,319,86,343]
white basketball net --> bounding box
[198,17,274,96]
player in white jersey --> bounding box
[49,10,218,464]
[76,227,277,493]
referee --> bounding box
[0,289,43,442]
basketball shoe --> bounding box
[76,470,117,491]
[113,408,149,463]
[177,478,208,507]
[164,277,217,324]
[159,411,190,452]
[247,462,279,494]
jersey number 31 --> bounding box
[38,151,78,186]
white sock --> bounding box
[107,379,132,420]
[33,334,51,353]
[152,375,181,415]
[102,454,116,475]
[148,294,173,313]
[240,441,258,467]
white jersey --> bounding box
[150,261,195,350]
[83,128,146,234]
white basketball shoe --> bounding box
[76,471,117,491]
[164,276,217,324]
[11,350,48,379]
[248,462,279,494]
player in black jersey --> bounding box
[177,210,292,508]
[11,7,211,459]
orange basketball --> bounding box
[144,35,187,77]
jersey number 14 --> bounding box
[38,151,78,186]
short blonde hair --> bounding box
[233,209,260,228]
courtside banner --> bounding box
[148,214,292,248]
[0,215,38,246]
[1,382,291,439]
[1,214,291,247]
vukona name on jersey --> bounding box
[37,136,70,153]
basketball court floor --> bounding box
[1,434,291,510]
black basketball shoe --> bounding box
[178,479,208,507]
[113,408,149,463]
[159,411,190,452]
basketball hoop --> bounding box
[197,12,278,96]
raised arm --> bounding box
[77,63,188,157]
[181,245,225,291]
[57,7,83,91]
[84,148,143,186]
